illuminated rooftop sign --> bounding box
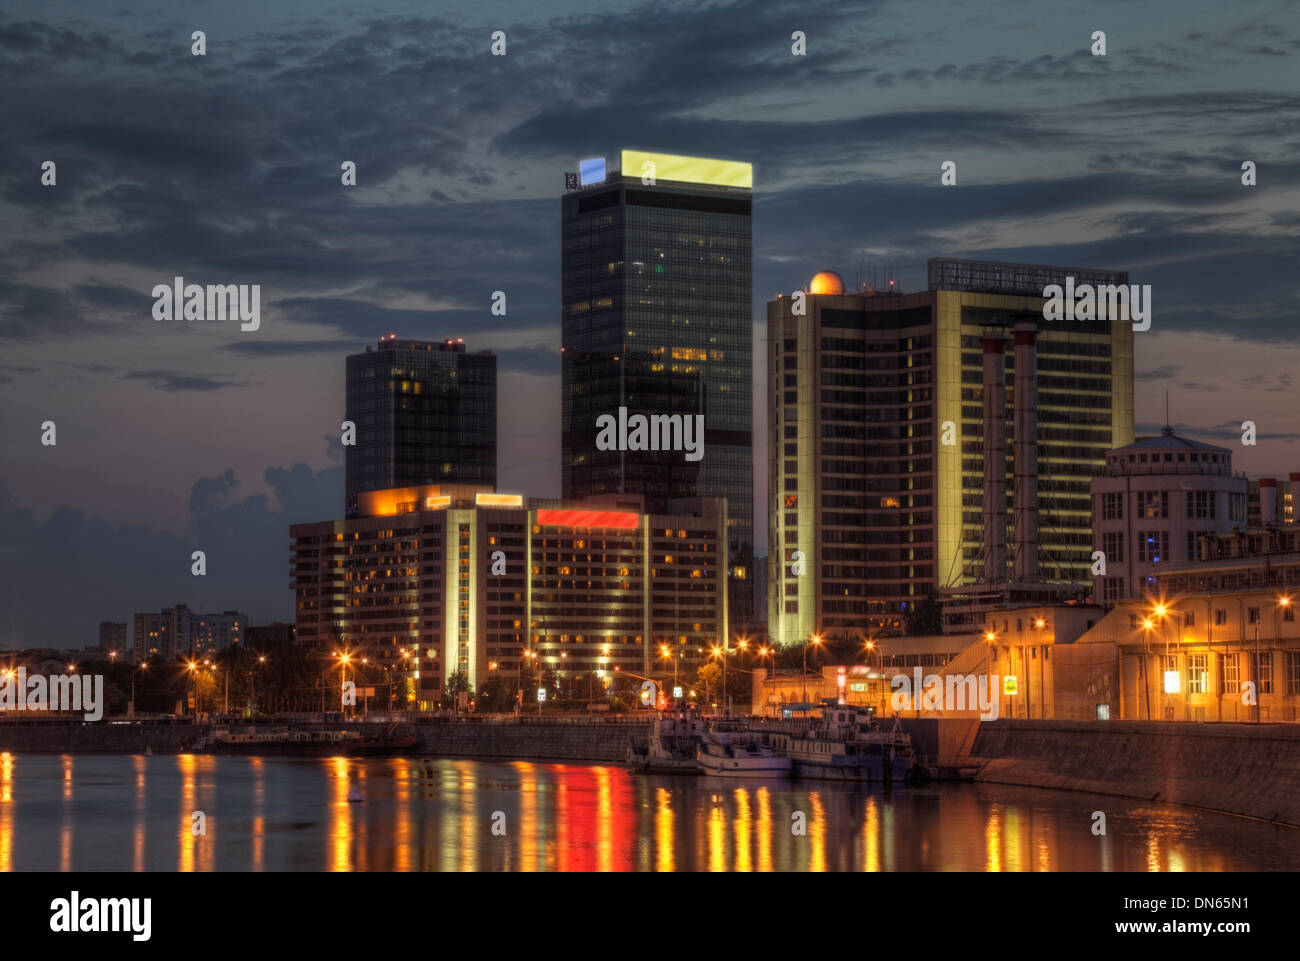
[536,508,639,529]
[475,493,524,508]
[424,495,451,510]
[579,157,606,185]
[620,149,752,189]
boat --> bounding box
[347,783,364,803]
[204,726,417,757]
[627,710,704,773]
[695,731,792,778]
[760,706,913,783]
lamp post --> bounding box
[131,663,147,718]
[1139,617,1154,722]
[803,635,822,706]
[984,631,997,721]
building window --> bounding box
[1287,652,1300,695]
[1102,492,1123,520]
[1187,654,1209,695]
[1184,610,1195,627]
[1103,578,1124,602]
[1187,491,1216,519]
[1254,652,1274,695]
[1214,608,1227,626]
[1138,491,1168,519]
[1230,493,1246,523]
[1218,653,1240,695]
[1136,531,1169,564]
[1102,531,1124,563]
[1248,607,1261,625]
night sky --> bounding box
[1,0,1297,647]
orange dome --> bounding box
[808,270,844,295]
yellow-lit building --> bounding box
[767,258,1134,646]
[291,484,728,708]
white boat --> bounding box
[759,707,913,783]
[628,711,704,773]
[696,732,792,778]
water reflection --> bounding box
[0,754,1295,872]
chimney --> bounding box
[981,335,1008,584]
[1260,477,1278,526]
[1013,323,1040,582]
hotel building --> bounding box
[561,149,754,627]
[767,258,1135,646]
[290,484,728,708]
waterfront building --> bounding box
[560,149,754,629]
[1090,427,1248,606]
[290,483,728,709]
[345,336,496,515]
[98,621,127,656]
[767,259,1135,646]
[1051,527,1300,721]
[132,605,246,662]
[246,622,295,650]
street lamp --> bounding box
[803,634,822,705]
[131,663,147,717]
[658,644,678,692]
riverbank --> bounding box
[968,718,1300,827]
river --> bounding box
[1,753,1296,871]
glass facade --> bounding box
[561,163,754,626]
[344,338,496,513]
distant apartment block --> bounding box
[98,621,127,655]
[132,604,247,661]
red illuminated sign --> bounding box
[536,509,639,529]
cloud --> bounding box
[0,464,342,649]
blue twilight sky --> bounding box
[1,0,1298,647]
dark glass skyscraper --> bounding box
[561,150,754,626]
[345,336,496,514]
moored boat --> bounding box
[695,731,792,778]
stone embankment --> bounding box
[967,718,1300,826]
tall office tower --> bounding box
[767,260,1135,647]
[344,336,497,515]
[560,150,755,627]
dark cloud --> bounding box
[0,465,342,648]
[122,370,251,391]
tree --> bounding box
[696,663,721,705]
[905,591,944,636]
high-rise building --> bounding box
[560,149,754,628]
[1090,427,1247,605]
[132,604,247,661]
[345,336,496,515]
[291,483,728,709]
[767,259,1135,647]
[98,621,127,655]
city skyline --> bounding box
[3,0,1299,648]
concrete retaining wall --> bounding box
[414,720,651,763]
[971,719,1300,826]
[0,722,199,753]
